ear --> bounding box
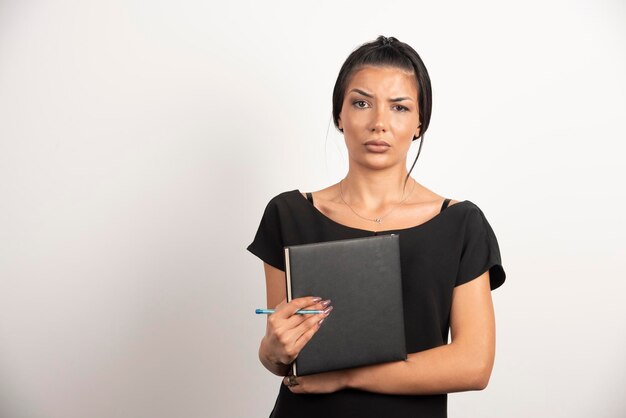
[413,123,422,139]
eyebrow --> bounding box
[348,88,414,102]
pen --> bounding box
[255,309,324,315]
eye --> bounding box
[393,104,410,112]
[352,100,370,109]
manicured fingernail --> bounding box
[320,299,331,307]
[312,297,322,302]
[323,306,333,315]
[318,318,326,325]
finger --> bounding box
[284,297,330,319]
[288,385,302,394]
[290,307,332,352]
[268,299,330,343]
[266,300,324,341]
[283,375,297,386]
[284,376,303,393]
[282,298,331,327]
[284,307,329,341]
[268,300,330,342]
[273,296,324,319]
[270,307,331,359]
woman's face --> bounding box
[338,65,421,171]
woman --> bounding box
[247,35,506,418]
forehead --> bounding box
[346,66,418,97]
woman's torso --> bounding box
[266,189,468,418]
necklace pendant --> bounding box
[374,218,382,224]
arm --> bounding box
[258,262,290,376]
[257,262,330,377]
[344,270,496,395]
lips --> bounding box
[364,140,390,146]
[364,140,391,153]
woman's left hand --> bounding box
[283,369,350,394]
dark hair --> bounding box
[331,35,432,187]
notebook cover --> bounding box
[284,234,407,377]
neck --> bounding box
[340,165,413,209]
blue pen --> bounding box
[256,309,324,315]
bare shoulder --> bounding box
[300,184,340,203]
[411,182,462,207]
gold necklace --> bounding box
[338,178,416,224]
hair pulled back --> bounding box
[331,35,433,183]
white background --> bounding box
[1,0,625,417]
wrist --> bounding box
[259,336,290,376]
[259,336,276,365]
[343,368,356,390]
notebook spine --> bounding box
[284,247,292,303]
[283,247,298,376]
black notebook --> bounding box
[284,234,407,377]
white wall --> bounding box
[1,1,624,417]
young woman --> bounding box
[247,35,506,418]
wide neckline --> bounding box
[293,189,469,234]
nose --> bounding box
[370,106,388,133]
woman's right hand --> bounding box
[263,296,333,367]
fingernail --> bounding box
[312,297,322,302]
[318,318,326,325]
[323,306,333,315]
[320,299,331,307]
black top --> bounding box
[247,190,506,418]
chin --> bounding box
[355,155,400,170]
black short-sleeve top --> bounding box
[247,189,506,418]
